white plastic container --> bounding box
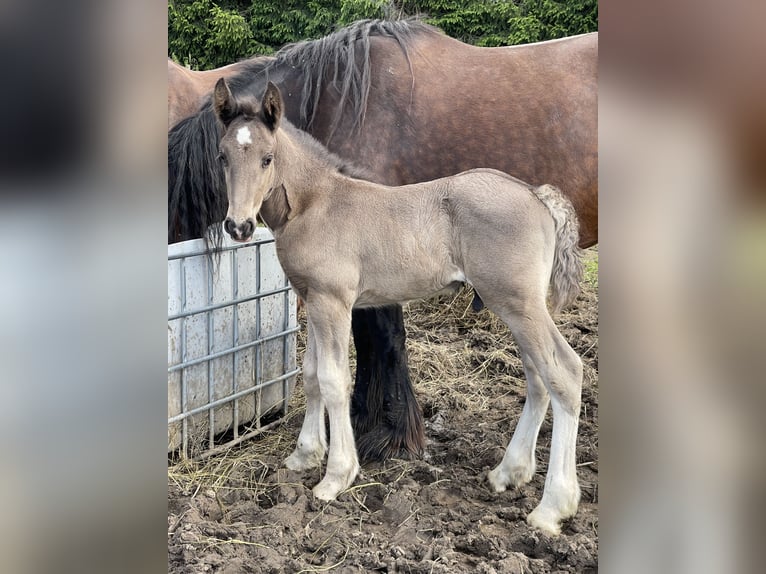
[167,228,298,455]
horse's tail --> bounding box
[168,105,227,250]
[531,184,583,315]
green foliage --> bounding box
[168,0,597,70]
[169,1,263,69]
[400,0,598,46]
[246,0,389,53]
[206,4,254,58]
[583,251,599,287]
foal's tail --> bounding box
[532,184,583,315]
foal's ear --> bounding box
[213,78,236,126]
[261,81,283,131]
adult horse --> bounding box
[168,19,598,462]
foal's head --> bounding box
[213,78,284,242]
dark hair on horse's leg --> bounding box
[351,305,425,462]
[350,308,376,436]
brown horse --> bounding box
[168,19,597,462]
[168,58,264,129]
[214,79,584,534]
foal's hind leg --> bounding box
[493,302,583,536]
[285,322,327,471]
[488,350,550,491]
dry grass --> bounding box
[403,286,528,417]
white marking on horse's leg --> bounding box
[527,394,580,536]
[525,321,583,536]
[236,126,252,146]
[305,299,359,501]
[312,359,358,501]
[492,302,582,536]
[285,323,326,471]
[488,350,550,492]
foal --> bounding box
[214,79,584,536]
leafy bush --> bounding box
[168,0,597,70]
[400,0,598,46]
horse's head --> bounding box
[214,78,283,242]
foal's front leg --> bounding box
[307,297,359,501]
[285,321,327,471]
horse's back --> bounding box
[359,30,597,246]
[168,60,200,128]
[168,59,259,129]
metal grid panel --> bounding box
[168,230,299,459]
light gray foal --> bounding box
[214,79,584,536]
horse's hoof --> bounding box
[527,505,564,536]
[284,449,323,471]
[312,480,343,501]
[487,463,534,492]
[487,467,507,492]
[355,425,425,463]
[312,464,359,501]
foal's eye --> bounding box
[261,155,273,168]
[217,152,228,167]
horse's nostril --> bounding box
[224,218,236,236]
[244,219,255,237]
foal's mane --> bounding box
[279,120,372,181]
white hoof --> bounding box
[527,483,579,537]
[311,461,359,501]
[284,446,324,471]
[487,463,534,492]
[526,505,563,536]
[312,477,347,501]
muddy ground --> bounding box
[168,251,598,573]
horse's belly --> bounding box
[354,268,465,308]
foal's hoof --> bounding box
[312,465,359,501]
[526,506,563,537]
[487,464,534,492]
[284,448,324,472]
[312,478,345,501]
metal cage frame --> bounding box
[168,232,299,459]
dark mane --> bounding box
[168,110,227,246]
[227,18,438,136]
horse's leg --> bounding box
[308,297,359,500]
[284,320,326,471]
[349,309,374,433]
[493,302,583,536]
[487,349,550,490]
[350,305,425,461]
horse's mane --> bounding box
[229,18,438,136]
[168,110,227,246]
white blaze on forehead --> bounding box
[236,126,252,146]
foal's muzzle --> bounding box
[224,218,255,242]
